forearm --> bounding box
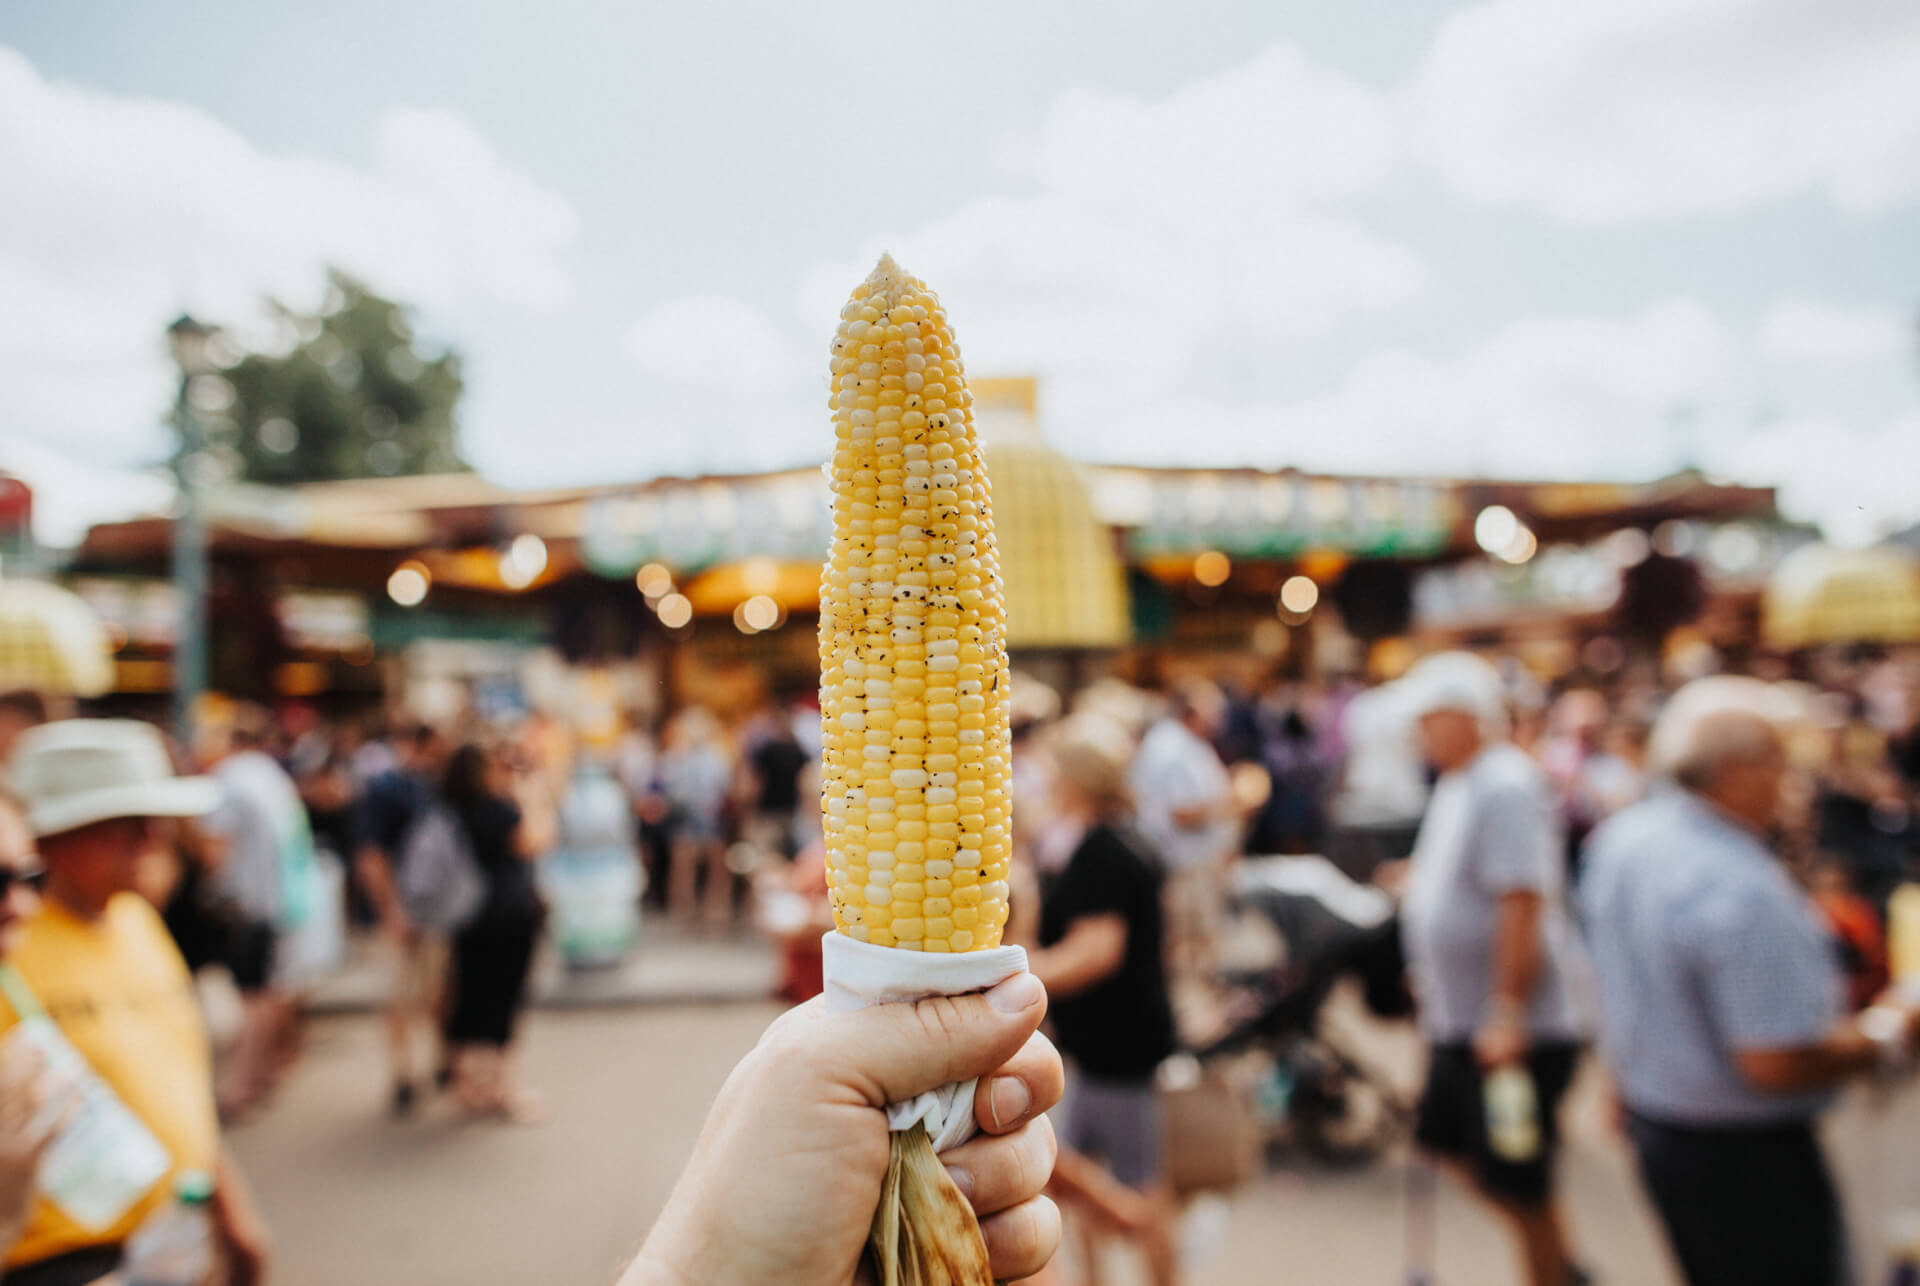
[620,1246,697,1286]
[354,848,400,918]
[1486,892,1543,1015]
[211,1143,270,1271]
[212,1145,257,1223]
[1027,915,1127,1000]
[1026,949,1103,999]
[1738,1019,1881,1094]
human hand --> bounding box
[1371,859,1410,897]
[213,1153,274,1286]
[627,973,1064,1286]
[1858,990,1920,1063]
[0,1037,81,1240]
[221,1209,272,1286]
[1473,1012,1529,1070]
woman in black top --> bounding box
[442,742,553,1122]
[1028,712,1180,1286]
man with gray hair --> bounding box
[1394,652,1592,1286]
[1580,676,1920,1286]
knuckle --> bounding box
[915,994,969,1044]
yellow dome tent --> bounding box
[974,378,1130,650]
[1762,543,1920,649]
[0,578,114,697]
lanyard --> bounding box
[0,961,45,1021]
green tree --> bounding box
[218,270,466,484]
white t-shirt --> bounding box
[204,751,311,925]
[1129,719,1236,872]
[1399,743,1590,1042]
[1329,683,1428,828]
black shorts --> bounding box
[227,918,279,992]
[1627,1113,1847,1286]
[1415,1040,1581,1204]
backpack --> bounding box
[396,804,486,932]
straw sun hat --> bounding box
[9,719,220,839]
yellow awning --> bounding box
[987,441,1130,649]
[0,578,114,697]
[1763,544,1920,648]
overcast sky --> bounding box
[3,0,1917,547]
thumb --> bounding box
[821,972,1048,1109]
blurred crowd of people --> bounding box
[5,638,1920,1284]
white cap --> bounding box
[10,719,221,839]
[1396,651,1509,725]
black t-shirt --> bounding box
[751,738,809,814]
[452,794,538,922]
[1039,823,1177,1080]
[355,769,433,862]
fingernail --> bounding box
[988,1075,1031,1131]
[986,972,1043,1014]
[944,1164,974,1200]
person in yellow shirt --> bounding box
[2,720,272,1286]
[1,786,65,1264]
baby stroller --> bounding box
[1196,855,1413,1166]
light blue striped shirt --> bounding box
[1579,789,1842,1125]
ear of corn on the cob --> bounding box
[821,254,1013,957]
[821,256,1011,1286]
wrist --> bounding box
[1483,995,1528,1028]
[623,1245,702,1286]
[1857,1005,1912,1077]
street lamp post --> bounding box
[167,314,217,745]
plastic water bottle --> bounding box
[1483,1064,1541,1162]
[4,1019,171,1230]
[1889,885,1920,1003]
[122,1171,216,1286]
[1885,1212,1920,1286]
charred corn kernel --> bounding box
[824,256,1011,953]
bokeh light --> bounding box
[386,561,429,607]
[743,595,780,631]
[1279,575,1319,614]
[637,563,673,599]
[1474,505,1519,555]
[1193,550,1231,587]
[499,534,548,589]
[656,592,693,629]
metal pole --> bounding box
[172,375,208,745]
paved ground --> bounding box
[230,996,1920,1285]
[305,924,779,1014]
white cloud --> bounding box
[999,44,1402,211]
[0,437,174,549]
[1067,298,1745,481]
[1757,302,1909,365]
[623,296,807,393]
[807,42,1422,381]
[0,44,578,460]
[616,42,1423,477]
[1019,293,1918,545]
[602,27,1920,544]
[1733,411,1920,547]
[1409,0,1920,221]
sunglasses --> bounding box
[0,866,48,898]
